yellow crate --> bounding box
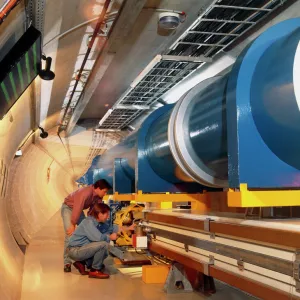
[142,265,170,284]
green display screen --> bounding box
[0,26,41,119]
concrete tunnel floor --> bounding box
[20,211,255,300]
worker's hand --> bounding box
[128,223,136,231]
[67,224,75,236]
[109,233,118,241]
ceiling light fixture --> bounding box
[155,9,186,30]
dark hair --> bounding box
[90,203,110,219]
[93,179,112,190]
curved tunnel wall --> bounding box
[0,84,94,300]
[0,89,39,299]
[7,144,73,244]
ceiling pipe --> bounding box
[57,0,112,134]
[0,0,20,24]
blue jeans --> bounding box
[67,241,108,270]
[61,203,86,265]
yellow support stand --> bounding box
[109,190,210,202]
[104,184,300,209]
[160,202,173,209]
[104,191,211,212]
[228,183,300,207]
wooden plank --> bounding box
[210,222,300,249]
[210,266,299,300]
[146,212,205,231]
[150,242,204,273]
[147,212,300,249]
[150,242,300,300]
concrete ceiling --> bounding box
[80,0,214,120]
[41,0,122,130]
[39,0,214,131]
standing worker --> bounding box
[61,179,112,272]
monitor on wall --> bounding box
[0,26,41,119]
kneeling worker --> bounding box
[67,203,134,279]
[61,179,111,272]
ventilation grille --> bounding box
[98,0,288,130]
[98,59,201,129]
[168,0,287,58]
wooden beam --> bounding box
[146,212,205,231]
[150,242,300,300]
[150,242,205,274]
[210,266,299,300]
[210,222,300,249]
[146,212,300,249]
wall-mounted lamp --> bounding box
[38,126,48,139]
[39,55,55,81]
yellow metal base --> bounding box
[104,191,211,212]
[228,183,300,207]
[103,185,300,209]
[105,191,209,202]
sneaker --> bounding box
[89,269,110,279]
[73,261,89,275]
[64,264,71,273]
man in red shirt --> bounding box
[61,179,112,272]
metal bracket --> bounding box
[237,258,244,271]
[25,0,46,38]
[152,232,157,240]
[203,255,215,276]
[184,244,189,252]
[204,218,211,231]
[293,250,300,292]
[204,218,216,239]
[164,262,193,294]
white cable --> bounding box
[43,12,118,48]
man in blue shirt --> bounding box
[67,203,134,279]
[62,179,111,272]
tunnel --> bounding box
[0,1,300,300]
